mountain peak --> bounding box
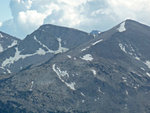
[117,19,137,32]
[38,24,80,32]
[125,19,150,28]
[115,19,150,34]
[0,31,20,53]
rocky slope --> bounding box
[0,31,20,53]
[0,20,150,113]
[0,24,93,75]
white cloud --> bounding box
[106,0,150,22]
[0,0,150,38]
[17,10,46,32]
[0,22,2,27]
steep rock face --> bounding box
[0,24,93,75]
[0,31,20,53]
[0,20,150,113]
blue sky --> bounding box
[0,0,12,22]
[0,0,150,39]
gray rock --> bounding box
[0,19,150,113]
[0,24,93,75]
[0,31,20,53]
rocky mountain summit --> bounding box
[0,24,93,75]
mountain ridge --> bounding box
[0,31,21,53]
[0,24,93,75]
[0,19,150,113]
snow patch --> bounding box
[92,39,103,46]
[94,99,97,102]
[0,44,3,52]
[141,67,145,71]
[119,42,141,61]
[81,46,90,52]
[1,37,69,67]
[135,56,140,61]
[118,22,126,32]
[7,40,18,48]
[81,92,85,97]
[122,77,127,82]
[125,90,128,95]
[98,87,104,94]
[128,44,141,60]
[124,104,128,110]
[67,55,72,59]
[82,100,85,103]
[65,82,76,91]
[145,61,150,69]
[119,43,127,53]
[2,47,33,67]
[81,39,103,52]
[74,57,77,60]
[7,69,11,74]
[81,54,93,61]
[36,48,46,55]
[34,36,50,51]
[29,81,34,91]
[52,64,76,90]
[146,72,150,77]
[53,65,69,78]
[2,47,47,67]
[56,38,69,53]
[91,69,96,75]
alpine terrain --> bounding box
[0,24,93,75]
[0,31,20,53]
[0,19,150,113]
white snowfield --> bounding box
[118,22,126,32]
[67,55,72,59]
[29,81,34,91]
[119,43,141,61]
[7,40,18,49]
[52,64,76,90]
[135,56,140,61]
[146,72,150,77]
[98,87,104,94]
[36,48,46,55]
[81,92,85,97]
[1,47,47,67]
[6,69,11,74]
[81,39,103,52]
[2,47,34,67]
[81,54,93,61]
[91,69,96,75]
[81,46,90,52]
[0,40,18,53]
[119,43,127,53]
[145,61,150,69]
[1,36,69,67]
[0,44,3,52]
[92,39,103,46]
[34,36,69,54]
